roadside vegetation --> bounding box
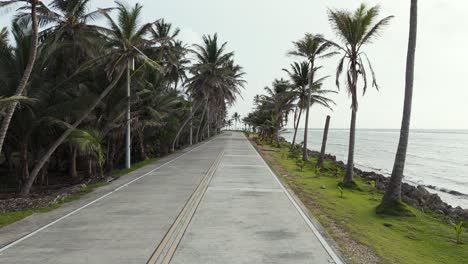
[253,137,468,264]
[0,0,245,199]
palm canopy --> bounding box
[98,1,159,76]
[326,4,393,111]
[288,33,337,64]
[283,61,336,111]
[187,33,244,105]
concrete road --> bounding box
[0,132,343,263]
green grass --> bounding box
[0,182,110,228]
[0,158,159,229]
[260,141,468,264]
[111,158,158,178]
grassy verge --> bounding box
[256,139,467,264]
[0,158,159,229]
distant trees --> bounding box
[0,0,244,196]
[246,3,394,191]
[232,112,240,130]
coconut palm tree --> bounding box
[283,61,336,153]
[20,1,156,196]
[99,1,158,169]
[288,33,336,162]
[0,0,49,157]
[378,0,418,214]
[172,34,243,150]
[326,4,393,186]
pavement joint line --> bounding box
[245,134,344,264]
[207,187,284,193]
[220,164,265,167]
[147,150,224,264]
[0,137,216,254]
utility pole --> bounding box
[125,58,134,169]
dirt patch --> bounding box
[255,141,381,264]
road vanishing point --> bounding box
[0,132,344,264]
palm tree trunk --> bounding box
[317,115,331,167]
[20,67,125,196]
[344,109,357,183]
[172,102,201,152]
[303,61,315,161]
[19,142,29,184]
[195,105,207,144]
[0,2,39,156]
[290,109,302,151]
[138,130,148,160]
[381,0,418,204]
[70,146,78,178]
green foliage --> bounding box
[453,221,465,245]
[296,158,305,172]
[338,185,344,198]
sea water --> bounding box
[282,129,468,208]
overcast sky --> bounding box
[1,0,467,129]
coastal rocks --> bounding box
[311,148,468,221]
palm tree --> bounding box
[0,0,48,157]
[289,33,336,162]
[232,112,240,130]
[172,33,243,150]
[378,0,418,214]
[283,61,309,151]
[326,4,393,186]
[20,1,157,196]
[99,1,157,169]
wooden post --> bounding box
[317,115,331,167]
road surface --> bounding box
[0,132,343,263]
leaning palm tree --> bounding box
[289,33,335,162]
[326,4,393,186]
[0,0,49,157]
[378,0,418,215]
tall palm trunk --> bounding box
[303,62,315,161]
[70,146,78,178]
[381,0,418,204]
[290,108,302,151]
[19,142,29,183]
[172,102,202,152]
[317,115,331,167]
[20,67,125,196]
[344,59,359,184]
[0,2,39,156]
[195,105,207,144]
[344,109,357,183]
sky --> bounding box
[1,0,467,129]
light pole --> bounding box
[125,58,134,169]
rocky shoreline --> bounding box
[307,148,468,221]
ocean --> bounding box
[281,129,468,209]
